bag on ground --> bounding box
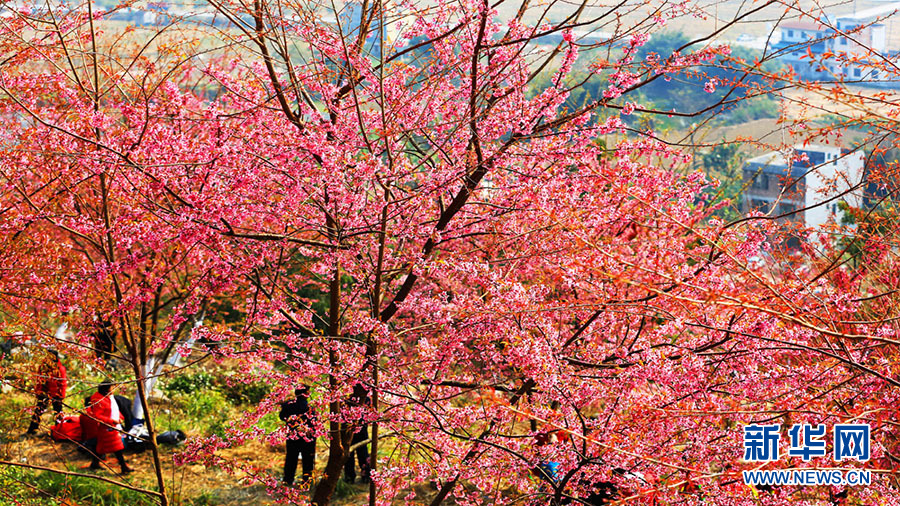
[157,430,186,445]
[50,416,82,442]
[124,424,150,452]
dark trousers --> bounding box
[284,438,315,485]
[27,393,63,433]
[77,437,98,456]
[344,426,370,483]
[90,450,129,472]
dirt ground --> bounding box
[5,430,274,505]
[2,420,379,505]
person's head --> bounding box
[97,383,112,396]
[47,349,59,360]
[295,386,310,399]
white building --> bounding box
[742,145,866,230]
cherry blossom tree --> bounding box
[0,0,898,504]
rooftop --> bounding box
[744,145,842,176]
[746,151,786,166]
[779,20,830,32]
[834,2,900,22]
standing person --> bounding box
[343,384,371,484]
[79,396,98,455]
[26,350,67,435]
[87,383,133,474]
[279,386,316,486]
[93,319,116,362]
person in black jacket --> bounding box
[93,320,116,362]
[279,386,316,485]
[344,384,371,484]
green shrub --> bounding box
[163,372,217,396]
[0,467,51,505]
[221,380,270,406]
[177,389,228,422]
[256,412,281,433]
[185,390,230,436]
[0,395,30,442]
[2,467,155,506]
[207,418,230,438]
[166,388,231,437]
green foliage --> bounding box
[166,388,230,436]
[0,466,51,505]
[292,281,333,333]
[163,372,217,396]
[207,418,230,439]
[187,490,220,506]
[37,473,156,505]
[159,368,270,438]
[701,142,740,173]
[256,412,281,433]
[331,474,356,499]
[0,466,155,506]
[700,140,745,221]
[181,389,228,421]
[221,378,270,406]
[526,30,779,134]
[526,68,608,113]
[164,369,270,406]
[0,395,29,442]
[633,31,778,127]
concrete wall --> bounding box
[803,147,865,229]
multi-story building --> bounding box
[741,145,866,230]
[772,5,896,84]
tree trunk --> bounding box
[311,265,345,505]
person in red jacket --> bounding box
[79,395,99,454]
[87,383,133,474]
[26,350,67,435]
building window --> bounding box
[873,70,879,78]
[751,174,768,189]
[839,36,846,45]
[788,30,795,37]
[751,199,770,212]
[854,68,861,77]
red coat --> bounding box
[36,359,67,399]
[88,392,124,454]
[79,411,98,442]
